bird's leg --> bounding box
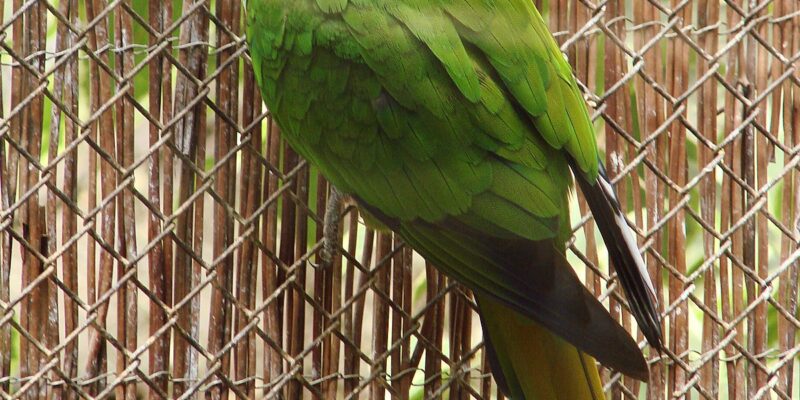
[318,185,344,270]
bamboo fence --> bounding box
[0,0,798,399]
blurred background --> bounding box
[0,0,798,398]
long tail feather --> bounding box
[356,196,651,385]
[572,161,663,350]
[477,294,605,400]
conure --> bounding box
[247,1,663,398]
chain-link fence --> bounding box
[0,0,798,399]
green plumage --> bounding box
[248,0,597,229]
[248,1,657,398]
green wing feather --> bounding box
[247,1,653,395]
[246,0,611,329]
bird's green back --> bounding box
[247,0,599,235]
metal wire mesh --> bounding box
[0,0,798,399]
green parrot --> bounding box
[246,1,663,398]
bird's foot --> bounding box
[318,185,344,269]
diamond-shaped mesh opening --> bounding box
[1,0,799,399]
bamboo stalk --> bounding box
[461,290,472,400]
[400,246,412,398]
[279,140,299,398]
[666,1,691,397]
[548,0,560,43]
[647,0,667,396]
[742,4,758,395]
[782,4,800,396]
[27,4,48,398]
[604,1,624,396]
[238,27,263,399]
[322,191,343,400]
[556,0,568,47]
[391,235,404,397]
[208,5,234,393]
[147,0,168,396]
[565,0,576,65]
[742,2,770,397]
[186,31,211,400]
[83,1,118,393]
[349,227,375,398]
[448,285,464,400]
[262,119,283,397]
[732,26,747,400]
[370,233,392,399]
[208,2,241,398]
[46,0,78,397]
[0,0,11,386]
[235,138,258,397]
[289,155,310,399]
[720,70,736,400]
[312,177,329,400]
[38,0,56,391]
[480,349,491,399]
[171,1,209,396]
[115,2,138,398]
[61,2,80,398]
[13,15,32,398]
[424,265,445,399]
[83,0,101,392]
[231,0,257,395]
[778,0,797,391]
[159,3,175,389]
[342,210,361,397]
[17,1,33,396]
[721,2,746,398]
[192,80,208,400]
[753,1,770,394]
[698,0,720,397]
